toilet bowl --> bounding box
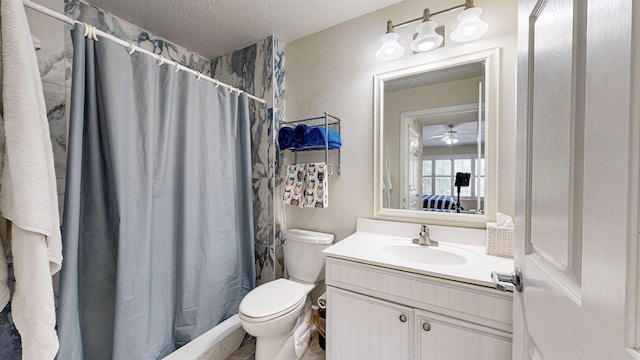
[239,279,313,360]
[239,229,333,360]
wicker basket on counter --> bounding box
[486,222,514,258]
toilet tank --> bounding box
[283,229,334,283]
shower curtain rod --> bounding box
[22,0,267,104]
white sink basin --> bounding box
[379,244,467,266]
[322,222,515,287]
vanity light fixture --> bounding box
[376,0,489,61]
[410,9,443,53]
[375,21,406,61]
[450,6,489,42]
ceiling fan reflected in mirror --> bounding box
[429,124,459,145]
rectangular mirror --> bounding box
[374,48,500,228]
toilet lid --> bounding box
[239,279,306,321]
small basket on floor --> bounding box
[486,222,514,258]
[310,308,326,350]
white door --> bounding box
[407,127,421,210]
[513,0,639,359]
[400,121,423,210]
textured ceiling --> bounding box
[84,0,401,59]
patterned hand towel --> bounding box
[303,163,318,208]
[282,164,297,204]
[303,163,328,208]
[289,164,306,207]
[315,163,329,208]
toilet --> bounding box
[239,229,334,360]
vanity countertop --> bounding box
[323,224,514,290]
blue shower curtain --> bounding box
[57,24,255,359]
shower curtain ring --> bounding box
[157,55,165,66]
[196,71,202,80]
[175,63,181,72]
[82,22,97,40]
[127,42,136,54]
[84,24,97,41]
[213,79,220,88]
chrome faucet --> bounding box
[413,224,438,246]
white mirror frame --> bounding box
[373,47,500,228]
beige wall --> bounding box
[284,0,517,241]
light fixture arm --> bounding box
[385,20,394,33]
[429,2,469,17]
[387,0,476,31]
[423,8,432,22]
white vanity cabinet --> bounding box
[415,309,511,359]
[325,257,513,360]
[327,288,414,359]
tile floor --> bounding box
[227,331,325,360]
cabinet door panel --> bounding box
[416,309,511,360]
[327,287,413,360]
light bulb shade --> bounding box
[450,7,489,42]
[445,137,458,145]
[376,32,405,61]
[410,21,443,53]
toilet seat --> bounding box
[239,279,306,322]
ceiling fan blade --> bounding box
[427,134,445,139]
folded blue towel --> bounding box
[292,124,310,148]
[306,126,342,149]
[278,126,295,150]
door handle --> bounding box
[491,268,523,292]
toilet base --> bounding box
[254,299,312,360]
